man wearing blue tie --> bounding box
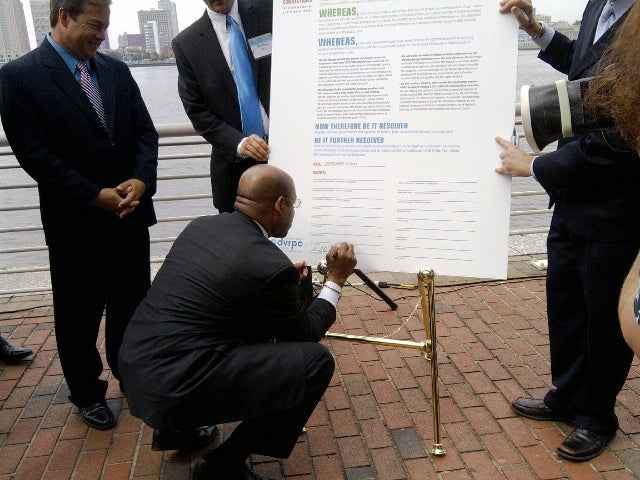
[173,0,272,213]
[497,0,639,462]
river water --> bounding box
[1,50,564,280]
[132,49,564,123]
[130,50,564,125]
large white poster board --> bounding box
[269,0,518,279]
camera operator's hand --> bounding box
[495,136,533,177]
[325,243,357,286]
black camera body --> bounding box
[520,78,618,152]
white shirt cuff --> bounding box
[534,25,555,51]
[237,137,248,157]
[318,281,342,307]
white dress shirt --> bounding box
[206,2,269,134]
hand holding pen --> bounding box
[325,243,357,286]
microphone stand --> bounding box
[315,261,398,311]
[353,268,398,311]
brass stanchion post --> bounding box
[320,262,445,456]
[417,268,445,456]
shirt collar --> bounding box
[252,219,269,238]
[609,0,636,19]
[46,33,94,75]
[206,1,241,31]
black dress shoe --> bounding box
[191,459,274,480]
[80,401,116,430]
[0,337,33,363]
[152,425,217,451]
[556,427,615,462]
[511,397,574,423]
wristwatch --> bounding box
[533,22,547,39]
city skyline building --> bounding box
[118,33,145,50]
[29,0,49,46]
[158,0,179,39]
[137,8,171,55]
[142,20,161,55]
[0,1,578,62]
[0,0,31,65]
[117,32,145,62]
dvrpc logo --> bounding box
[271,237,304,251]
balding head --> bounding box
[234,165,298,237]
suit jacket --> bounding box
[172,0,273,212]
[119,212,336,429]
[532,2,640,243]
[0,40,158,245]
[538,1,630,81]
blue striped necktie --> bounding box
[77,60,106,128]
[226,15,264,138]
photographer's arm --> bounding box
[619,249,640,358]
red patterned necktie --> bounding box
[77,60,106,128]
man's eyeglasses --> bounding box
[283,196,301,208]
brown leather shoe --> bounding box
[511,397,574,423]
[557,427,615,462]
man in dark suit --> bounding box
[0,0,157,430]
[497,0,640,462]
[119,164,357,480]
[172,0,272,213]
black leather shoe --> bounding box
[0,337,33,363]
[80,401,116,430]
[152,425,217,451]
[192,459,274,480]
[557,427,615,462]
[511,397,574,423]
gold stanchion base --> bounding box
[431,444,446,456]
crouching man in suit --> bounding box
[119,164,357,480]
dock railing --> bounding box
[0,121,551,296]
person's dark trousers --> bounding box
[544,215,637,435]
[48,224,150,407]
[206,342,335,462]
[210,156,259,213]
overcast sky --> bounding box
[22,0,590,49]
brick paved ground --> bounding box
[1,255,639,480]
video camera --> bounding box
[520,77,620,152]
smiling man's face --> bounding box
[56,3,110,60]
